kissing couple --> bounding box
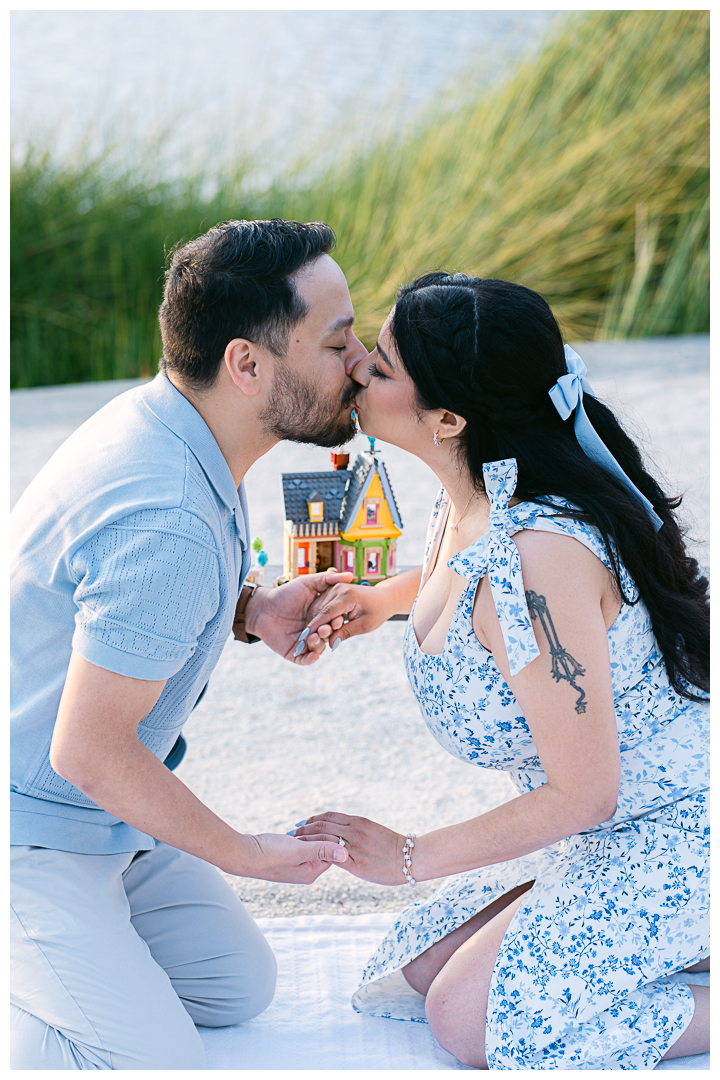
[11,219,709,1070]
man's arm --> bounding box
[50,652,347,881]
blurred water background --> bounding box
[11,10,554,175]
[11,10,708,388]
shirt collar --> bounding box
[139,372,243,520]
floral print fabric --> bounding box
[352,458,709,1070]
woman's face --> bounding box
[350,312,431,453]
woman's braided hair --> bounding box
[390,272,709,701]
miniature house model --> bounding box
[281,444,403,583]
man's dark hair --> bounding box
[158,219,336,389]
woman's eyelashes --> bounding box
[368,360,388,380]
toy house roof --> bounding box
[340,452,403,531]
[281,451,403,531]
[281,471,348,525]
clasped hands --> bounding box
[295,813,410,887]
[244,568,397,665]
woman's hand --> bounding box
[296,812,408,886]
[302,567,422,651]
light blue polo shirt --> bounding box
[10,373,250,854]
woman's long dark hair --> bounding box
[391,273,709,700]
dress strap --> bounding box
[449,459,540,677]
[419,487,450,591]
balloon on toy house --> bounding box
[249,537,269,583]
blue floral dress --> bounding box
[352,459,709,1070]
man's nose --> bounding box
[344,334,367,377]
[349,352,371,387]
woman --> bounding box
[297,273,709,1070]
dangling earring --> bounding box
[433,432,443,447]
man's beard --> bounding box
[260,362,357,448]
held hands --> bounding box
[295,812,407,886]
[301,579,401,653]
[244,570,354,665]
[241,831,348,884]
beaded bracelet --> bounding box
[402,832,418,900]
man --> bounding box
[10,219,365,1069]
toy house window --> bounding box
[308,499,324,521]
[364,498,380,525]
[365,549,381,576]
[388,543,395,572]
[343,548,355,572]
[297,546,308,569]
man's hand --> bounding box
[244,570,353,665]
[244,832,348,883]
[296,812,407,886]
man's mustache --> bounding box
[340,383,356,410]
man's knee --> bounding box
[182,927,277,1028]
[232,931,277,1023]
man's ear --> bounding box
[224,338,264,397]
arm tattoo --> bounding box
[525,590,587,714]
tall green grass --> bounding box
[11,9,708,388]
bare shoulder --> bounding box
[512,528,615,599]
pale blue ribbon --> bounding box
[548,345,663,531]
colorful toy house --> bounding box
[281,443,403,584]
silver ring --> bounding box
[338,837,346,847]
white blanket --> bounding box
[198,914,709,1071]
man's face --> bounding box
[260,255,367,447]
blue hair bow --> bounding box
[548,346,663,531]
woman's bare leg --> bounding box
[422,890,528,1068]
[402,881,533,995]
[411,893,709,1070]
[660,985,709,1060]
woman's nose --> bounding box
[349,352,371,387]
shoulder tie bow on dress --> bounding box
[449,459,540,678]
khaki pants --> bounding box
[10,842,277,1069]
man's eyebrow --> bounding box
[376,342,395,370]
[326,315,355,334]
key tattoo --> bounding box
[525,590,587,714]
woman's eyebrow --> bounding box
[376,342,395,370]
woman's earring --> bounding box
[433,432,442,446]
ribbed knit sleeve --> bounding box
[70,508,221,680]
